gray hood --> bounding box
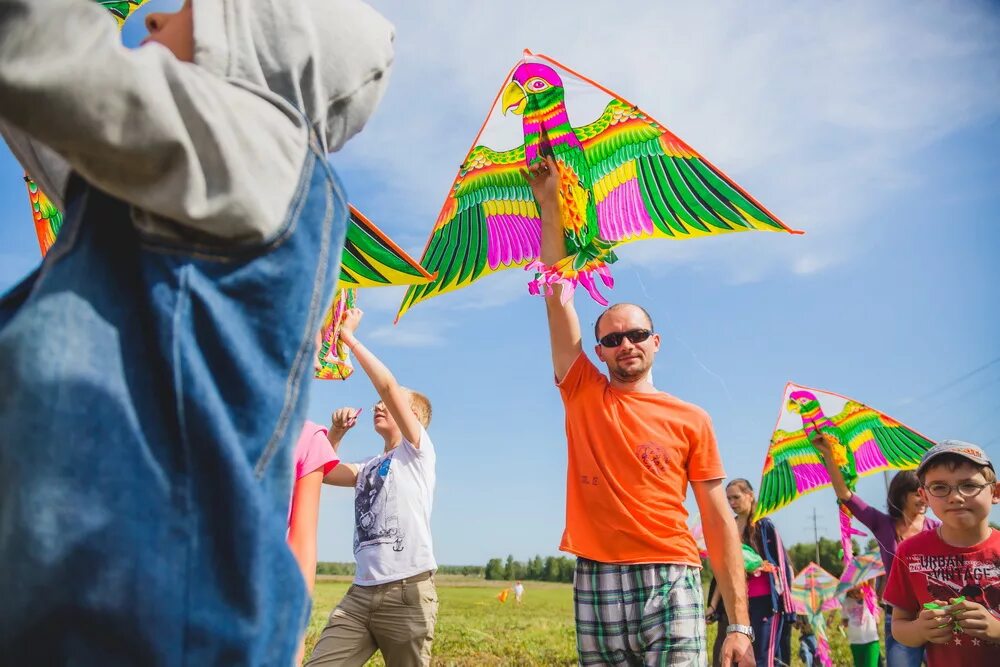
[193,0,394,153]
[0,0,394,242]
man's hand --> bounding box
[916,604,954,644]
[953,598,1000,641]
[339,307,363,341]
[524,155,559,214]
[807,430,835,458]
[720,631,754,667]
[328,407,360,451]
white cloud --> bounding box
[333,0,1000,308]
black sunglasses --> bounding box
[598,328,654,348]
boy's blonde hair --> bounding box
[404,388,432,428]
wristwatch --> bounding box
[726,624,755,642]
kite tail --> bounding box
[862,582,880,619]
[838,505,866,560]
[314,288,356,380]
[525,248,617,305]
[817,635,833,667]
[839,505,879,616]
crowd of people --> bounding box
[0,1,997,666]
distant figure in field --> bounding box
[526,156,755,667]
[514,581,525,605]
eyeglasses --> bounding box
[598,328,654,348]
[923,481,995,498]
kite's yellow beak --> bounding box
[502,81,527,116]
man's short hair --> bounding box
[917,453,997,484]
[404,389,432,428]
[593,303,655,341]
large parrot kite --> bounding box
[397,50,801,320]
[754,383,935,621]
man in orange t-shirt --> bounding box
[527,156,755,667]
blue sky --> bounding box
[1,0,998,566]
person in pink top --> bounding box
[288,420,341,664]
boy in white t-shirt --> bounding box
[307,307,437,667]
[842,587,882,667]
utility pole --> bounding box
[884,470,891,494]
[813,507,821,564]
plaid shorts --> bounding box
[574,558,707,667]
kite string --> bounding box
[633,270,735,404]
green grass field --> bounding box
[304,576,865,666]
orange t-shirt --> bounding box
[558,352,725,565]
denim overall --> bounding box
[0,138,346,665]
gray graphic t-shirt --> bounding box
[352,426,436,585]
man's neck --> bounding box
[938,522,992,548]
[608,372,657,394]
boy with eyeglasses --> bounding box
[884,440,1000,665]
[525,156,754,667]
[309,307,438,666]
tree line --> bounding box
[317,562,484,577]
[322,526,1000,582]
[484,555,576,583]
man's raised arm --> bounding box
[527,156,582,382]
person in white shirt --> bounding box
[841,587,882,667]
[514,581,525,605]
[307,308,438,667]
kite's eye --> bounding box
[524,77,551,92]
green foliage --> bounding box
[787,537,848,577]
[306,576,864,665]
[306,577,577,665]
[484,555,575,583]
[503,555,516,581]
[484,558,504,581]
[437,565,486,577]
[315,561,356,576]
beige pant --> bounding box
[306,571,438,667]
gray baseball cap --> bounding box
[916,439,994,476]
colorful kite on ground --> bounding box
[755,383,934,555]
[792,563,841,667]
[314,208,434,380]
[397,49,800,320]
